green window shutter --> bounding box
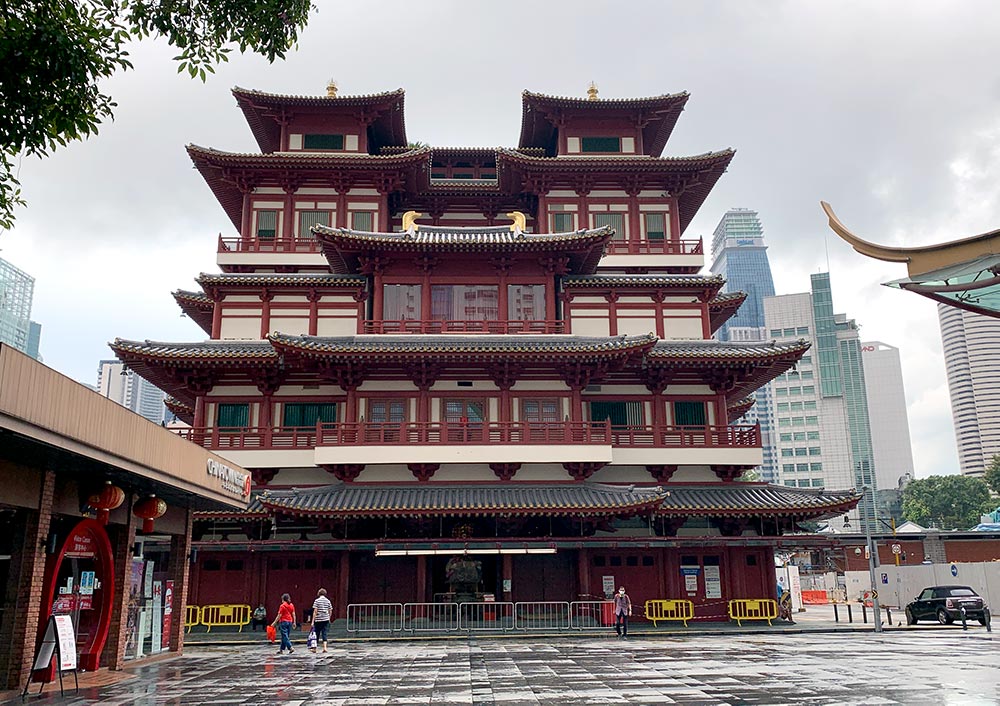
[551,212,574,231]
[303,134,345,150]
[673,401,706,426]
[351,211,374,231]
[217,403,250,428]
[644,213,666,240]
[592,212,626,241]
[581,137,621,153]
[588,401,642,427]
[283,403,337,426]
[297,210,329,239]
[256,210,277,240]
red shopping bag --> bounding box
[266,625,277,643]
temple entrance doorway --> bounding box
[431,555,500,602]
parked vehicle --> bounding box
[904,585,988,625]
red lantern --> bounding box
[88,481,125,525]
[133,495,167,533]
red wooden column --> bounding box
[259,290,273,339]
[210,295,223,339]
[167,509,193,654]
[606,292,619,336]
[282,185,295,240]
[535,190,549,233]
[345,386,358,424]
[337,552,350,619]
[653,292,665,338]
[668,197,681,245]
[576,548,591,598]
[416,556,427,603]
[502,554,513,602]
[569,385,584,423]
[308,290,319,336]
[0,470,55,690]
[627,188,641,247]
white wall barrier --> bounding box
[845,561,1000,614]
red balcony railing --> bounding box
[364,320,565,335]
[603,238,703,256]
[218,236,323,254]
[174,421,760,452]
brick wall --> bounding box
[101,495,138,670]
[944,539,1000,563]
[167,510,193,653]
[0,470,56,690]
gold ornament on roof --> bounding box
[587,82,599,101]
[506,211,526,235]
[326,80,338,97]
[402,211,422,233]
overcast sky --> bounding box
[5,0,1000,478]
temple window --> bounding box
[255,210,278,240]
[673,400,706,426]
[350,210,375,231]
[382,284,422,320]
[303,133,345,150]
[580,136,622,153]
[297,210,330,239]
[643,213,668,240]
[522,398,560,423]
[550,212,575,232]
[282,402,337,426]
[431,285,499,322]
[588,400,643,427]
[592,212,626,241]
[368,399,407,424]
[444,399,487,424]
[217,403,249,429]
[508,284,545,321]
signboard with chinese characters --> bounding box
[704,565,722,599]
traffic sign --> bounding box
[951,564,959,577]
[891,543,902,555]
[881,573,888,584]
[871,590,879,599]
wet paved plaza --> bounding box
[15,630,998,705]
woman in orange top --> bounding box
[272,593,297,654]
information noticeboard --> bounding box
[32,615,77,673]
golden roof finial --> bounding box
[326,79,338,97]
[402,211,422,233]
[506,211,526,235]
[587,81,599,101]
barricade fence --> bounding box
[728,599,778,626]
[347,603,403,633]
[200,604,252,632]
[644,599,694,627]
[185,605,201,632]
[570,600,615,629]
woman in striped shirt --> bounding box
[311,588,333,653]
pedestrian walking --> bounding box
[613,586,631,639]
[311,588,333,653]
[272,593,296,654]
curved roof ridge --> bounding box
[232,86,405,102]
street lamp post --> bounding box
[862,485,883,633]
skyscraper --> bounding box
[0,257,43,359]
[97,360,166,425]
[861,341,915,495]
[938,305,1000,477]
[710,208,778,480]
[764,273,878,529]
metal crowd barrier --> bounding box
[728,599,778,626]
[644,599,694,627]
[200,603,252,632]
[403,602,460,632]
[570,600,614,629]
[459,601,515,631]
[185,605,201,632]
[514,601,571,630]
[347,603,403,633]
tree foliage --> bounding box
[901,474,992,530]
[985,455,1000,496]
[0,0,314,230]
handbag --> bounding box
[307,628,317,651]
[266,624,277,642]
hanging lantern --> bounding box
[133,495,167,533]
[87,481,125,525]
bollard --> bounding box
[985,610,992,633]
[833,604,839,623]
[846,604,853,623]
[960,607,968,631]
[862,602,868,624]
[885,607,892,626]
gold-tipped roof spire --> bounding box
[587,82,599,101]
[326,79,338,97]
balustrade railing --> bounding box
[218,235,323,254]
[603,237,703,256]
[174,421,760,451]
[364,319,564,334]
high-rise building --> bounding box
[938,305,1000,477]
[0,257,43,359]
[97,359,166,425]
[861,341,915,512]
[764,273,878,529]
[709,208,778,481]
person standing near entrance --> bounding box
[613,586,631,639]
[272,593,296,654]
[311,588,333,653]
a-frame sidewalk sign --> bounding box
[22,614,79,700]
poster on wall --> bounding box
[704,565,722,599]
[602,576,615,598]
[124,560,144,657]
[151,581,162,653]
[162,581,174,649]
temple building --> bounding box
[111,83,860,622]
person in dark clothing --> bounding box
[613,586,631,639]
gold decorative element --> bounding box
[402,211,422,232]
[506,211,526,234]
[587,82,599,101]
[326,80,338,97]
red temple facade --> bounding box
[113,83,859,622]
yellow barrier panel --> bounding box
[185,605,200,633]
[644,599,694,627]
[200,604,252,632]
[728,598,778,626]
